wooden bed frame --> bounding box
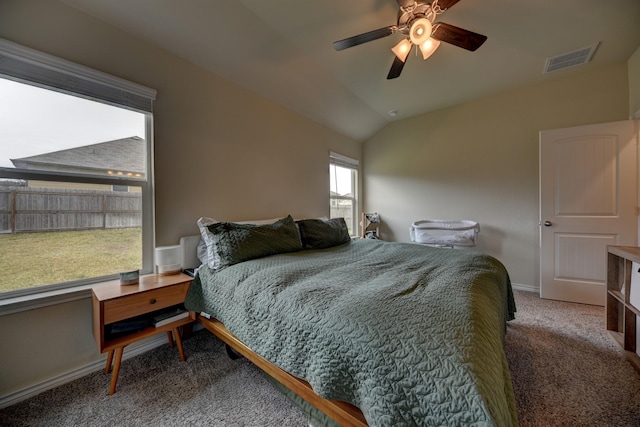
[179,234,367,426]
[197,315,367,426]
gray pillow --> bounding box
[197,216,283,269]
[296,217,351,249]
[206,215,302,268]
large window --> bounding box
[0,39,156,299]
[329,151,358,235]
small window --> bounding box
[329,152,358,235]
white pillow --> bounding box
[196,238,208,266]
[196,216,282,269]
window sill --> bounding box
[0,284,96,316]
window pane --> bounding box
[330,161,357,235]
[0,180,142,293]
[0,78,146,177]
[330,199,354,235]
[0,77,147,296]
[330,164,353,196]
[0,230,141,293]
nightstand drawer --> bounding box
[103,281,190,324]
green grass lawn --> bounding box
[0,228,141,293]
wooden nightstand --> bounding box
[92,273,194,394]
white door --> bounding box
[540,120,638,305]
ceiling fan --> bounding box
[333,0,487,79]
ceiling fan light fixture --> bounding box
[391,38,412,62]
[419,38,440,60]
[409,18,432,46]
[332,0,488,80]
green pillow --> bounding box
[206,215,302,268]
[296,217,351,249]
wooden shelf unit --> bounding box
[360,212,380,239]
[606,246,640,372]
[92,273,194,394]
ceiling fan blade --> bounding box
[432,22,487,51]
[333,26,395,51]
[387,55,407,80]
[436,0,462,10]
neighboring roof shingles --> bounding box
[10,136,145,176]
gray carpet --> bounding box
[1,290,640,426]
[0,332,308,426]
[506,290,640,427]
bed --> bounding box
[182,215,518,426]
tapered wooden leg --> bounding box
[182,322,194,339]
[105,350,114,374]
[109,346,124,395]
[172,327,186,362]
[166,331,174,347]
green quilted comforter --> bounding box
[185,239,518,426]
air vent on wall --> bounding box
[543,42,599,74]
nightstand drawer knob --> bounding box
[150,298,157,304]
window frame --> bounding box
[329,151,359,236]
[0,38,157,301]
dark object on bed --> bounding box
[296,217,351,249]
[186,216,517,426]
[203,215,302,269]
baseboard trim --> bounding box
[0,334,167,409]
[511,283,539,293]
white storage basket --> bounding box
[410,220,480,247]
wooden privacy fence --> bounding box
[0,187,141,234]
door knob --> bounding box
[543,221,552,226]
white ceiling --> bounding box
[60,0,640,141]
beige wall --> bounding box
[630,45,640,117]
[0,0,361,247]
[0,0,359,401]
[363,63,630,289]
[0,299,97,398]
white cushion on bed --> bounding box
[180,235,202,270]
[196,238,208,265]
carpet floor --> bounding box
[1,289,640,426]
[506,290,640,426]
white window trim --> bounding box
[0,38,155,112]
[0,285,94,316]
[329,151,359,169]
[0,38,157,309]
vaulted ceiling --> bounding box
[60,0,640,141]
